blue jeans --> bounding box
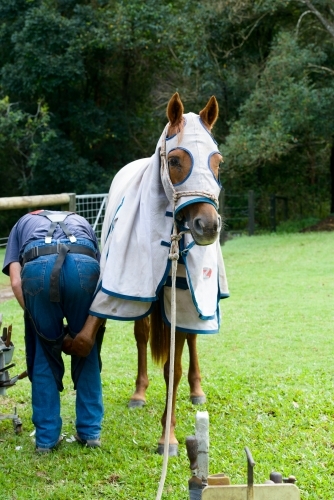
[21,238,103,449]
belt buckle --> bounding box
[32,247,39,258]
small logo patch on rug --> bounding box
[203,267,212,279]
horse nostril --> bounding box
[217,215,221,232]
[193,217,204,236]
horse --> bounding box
[91,92,229,455]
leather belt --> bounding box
[21,244,96,266]
[21,244,97,302]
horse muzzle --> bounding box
[189,214,221,245]
[180,201,221,246]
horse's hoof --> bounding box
[156,443,178,456]
[190,395,206,405]
[128,399,146,408]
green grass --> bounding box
[276,217,321,233]
[1,232,334,499]
[0,248,10,287]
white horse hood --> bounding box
[90,111,229,332]
[160,112,221,214]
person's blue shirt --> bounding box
[2,211,100,276]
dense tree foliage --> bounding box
[211,0,334,219]
[0,0,333,231]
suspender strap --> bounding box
[36,210,77,243]
[46,221,58,242]
[58,221,76,242]
[49,244,70,302]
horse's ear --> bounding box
[166,92,184,128]
[199,96,219,130]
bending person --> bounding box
[2,210,104,452]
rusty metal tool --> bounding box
[245,447,255,500]
[1,326,7,343]
[0,370,28,387]
[5,325,12,347]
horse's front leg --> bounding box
[187,334,206,405]
[128,317,150,408]
[157,330,186,456]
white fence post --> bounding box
[195,411,209,483]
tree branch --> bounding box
[168,46,182,64]
[307,63,334,75]
[218,12,268,58]
[298,0,334,38]
[296,10,313,37]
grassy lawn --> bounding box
[0,248,10,288]
[0,232,333,499]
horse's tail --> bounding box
[149,301,170,366]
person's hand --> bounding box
[62,334,74,355]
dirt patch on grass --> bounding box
[0,284,14,303]
[300,215,334,232]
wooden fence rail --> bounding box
[0,193,76,212]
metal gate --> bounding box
[75,194,108,242]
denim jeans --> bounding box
[21,238,104,449]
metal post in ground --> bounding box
[270,195,276,232]
[283,196,288,221]
[248,190,255,236]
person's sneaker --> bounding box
[35,436,63,453]
[75,433,101,448]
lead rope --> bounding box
[155,125,219,500]
[155,222,182,500]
